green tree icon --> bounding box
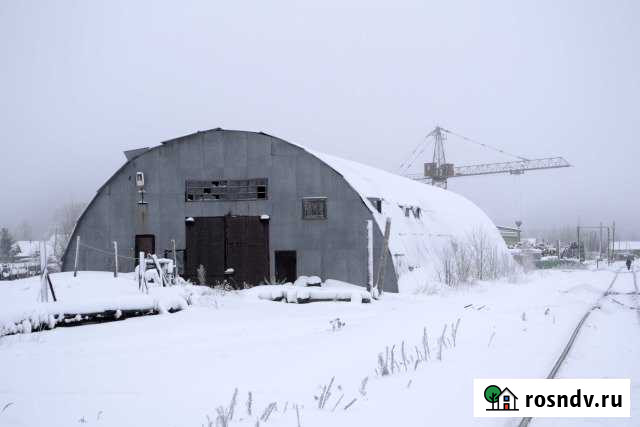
[484,385,501,410]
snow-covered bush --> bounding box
[330,318,345,332]
[436,227,518,287]
[436,238,472,287]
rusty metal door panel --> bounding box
[185,217,225,284]
[225,216,269,286]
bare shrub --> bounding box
[51,201,86,268]
[316,377,335,409]
[377,350,390,376]
[438,227,519,285]
[197,264,207,285]
[330,318,345,332]
[436,238,474,287]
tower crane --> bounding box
[399,126,571,189]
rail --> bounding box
[518,268,628,427]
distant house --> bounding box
[497,225,521,246]
[497,387,518,410]
[612,241,640,259]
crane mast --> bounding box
[405,126,570,188]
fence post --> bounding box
[171,239,177,277]
[73,235,80,277]
[113,241,118,278]
[138,251,146,293]
[375,218,392,297]
[366,220,373,294]
[39,241,49,302]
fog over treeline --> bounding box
[1,1,638,241]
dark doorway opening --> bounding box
[135,234,155,264]
[275,251,297,283]
[185,216,269,287]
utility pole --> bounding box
[607,227,611,265]
[73,235,80,277]
[599,222,603,261]
[612,221,616,261]
[577,226,581,262]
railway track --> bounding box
[518,266,638,427]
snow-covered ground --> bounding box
[0,266,637,426]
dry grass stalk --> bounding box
[359,377,369,397]
[295,404,302,427]
[451,318,461,347]
[260,402,277,422]
[343,398,357,410]
[331,394,344,412]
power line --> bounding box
[440,127,529,161]
[397,128,440,174]
[78,242,137,260]
[397,136,433,174]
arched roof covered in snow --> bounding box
[64,128,511,289]
[305,149,512,288]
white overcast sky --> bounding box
[1,1,638,237]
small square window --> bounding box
[302,198,327,220]
[186,178,267,202]
[504,396,509,401]
[367,197,382,213]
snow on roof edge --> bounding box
[300,146,513,288]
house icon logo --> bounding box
[484,385,519,411]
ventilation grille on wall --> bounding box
[302,197,328,219]
[186,178,268,201]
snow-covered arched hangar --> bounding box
[62,128,511,292]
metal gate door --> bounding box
[225,216,270,286]
[185,217,225,285]
[185,216,269,287]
